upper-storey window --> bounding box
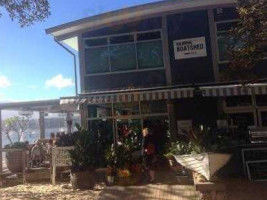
[84,30,164,74]
[216,21,240,62]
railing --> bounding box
[51,146,74,185]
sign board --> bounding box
[177,120,193,135]
[216,120,229,129]
[173,37,207,59]
[51,146,73,185]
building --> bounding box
[46,0,267,146]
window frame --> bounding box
[83,29,165,76]
[215,19,240,64]
[215,19,267,64]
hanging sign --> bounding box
[173,37,207,59]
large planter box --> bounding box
[174,153,231,181]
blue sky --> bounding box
[0,0,160,102]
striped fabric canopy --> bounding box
[202,84,267,97]
[60,83,267,106]
[60,87,194,105]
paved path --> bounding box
[98,184,198,200]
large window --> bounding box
[84,31,164,74]
[216,21,241,62]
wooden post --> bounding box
[22,150,26,184]
[167,100,177,141]
[52,147,56,185]
[39,112,45,139]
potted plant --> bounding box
[3,116,30,173]
[105,145,117,186]
[68,125,103,189]
[174,127,232,181]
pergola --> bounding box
[0,99,79,174]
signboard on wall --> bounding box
[173,37,207,59]
[177,120,193,135]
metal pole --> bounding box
[55,40,78,96]
[39,112,45,139]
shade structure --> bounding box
[201,83,267,97]
[60,87,195,105]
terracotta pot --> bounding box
[70,171,96,190]
[6,151,23,173]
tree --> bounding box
[221,0,267,82]
[0,0,50,27]
[3,116,30,145]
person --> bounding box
[31,140,42,167]
[142,127,157,183]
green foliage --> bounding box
[69,124,107,172]
[221,0,267,82]
[0,0,50,27]
[4,142,28,149]
[105,129,142,170]
[166,141,194,157]
[3,116,30,145]
[166,127,235,156]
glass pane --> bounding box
[261,112,267,126]
[137,32,161,41]
[228,112,254,127]
[141,100,167,114]
[85,38,107,47]
[110,35,134,44]
[85,47,109,73]
[225,96,252,107]
[217,32,243,62]
[256,95,267,106]
[110,44,136,71]
[113,102,140,116]
[137,40,164,69]
[88,104,112,118]
[217,32,230,61]
[216,22,238,32]
[88,119,114,150]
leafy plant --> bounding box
[221,0,267,82]
[4,141,28,149]
[3,116,30,146]
[166,141,193,157]
[69,124,107,172]
[0,0,50,27]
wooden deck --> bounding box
[98,184,198,200]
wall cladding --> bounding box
[167,10,214,85]
[84,70,166,91]
[82,17,162,38]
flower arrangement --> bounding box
[117,169,131,178]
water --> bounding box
[2,128,66,147]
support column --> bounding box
[39,112,45,139]
[66,112,72,134]
[0,109,2,174]
[167,100,177,142]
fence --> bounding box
[51,146,73,185]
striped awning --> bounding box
[201,84,267,97]
[60,87,194,105]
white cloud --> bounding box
[0,75,11,88]
[45,74,74,89]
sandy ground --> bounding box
[0,183,104,200]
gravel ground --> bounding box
[0,183,104,200]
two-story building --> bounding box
[46,0,267,147]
